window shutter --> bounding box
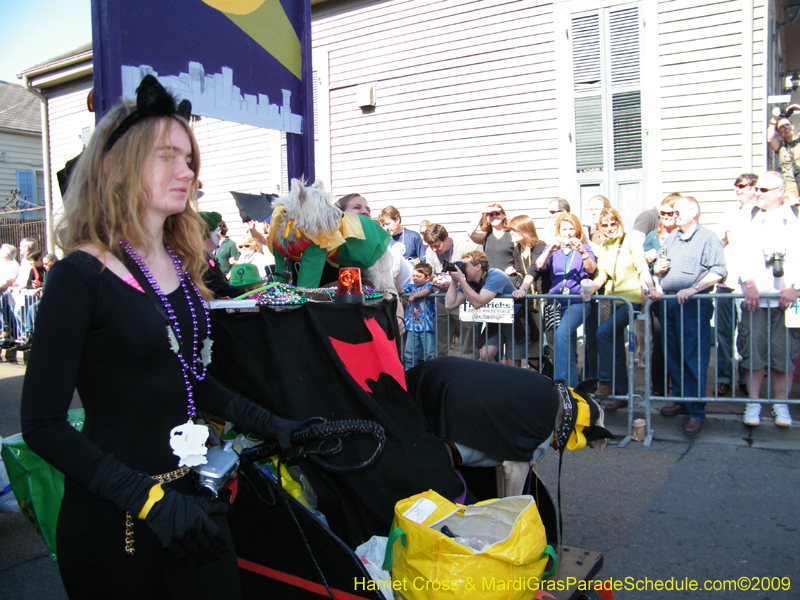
[81,124,95,149]
[572,14,601,94]
[609,8,640,89]
[609,7,642,171]
[573,13,603,173]
[612,91,642,170]
[575,96,604,172]
[280,132,288,195]
[15,170,36,205]
[313,69,320,141]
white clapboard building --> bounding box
[16,0,800,250]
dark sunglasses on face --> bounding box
[600,222,618,229]
[486,211,504,218]
[734,183,750,189]
[757,187,779,194]
[548,209,565,215]
[238,244,251,249]
[660,210,674,217]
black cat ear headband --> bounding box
[103,74,192,153]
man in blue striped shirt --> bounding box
[654,196,727,435]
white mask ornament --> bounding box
[169,420,209,467]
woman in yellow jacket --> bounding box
[590,208,661,409]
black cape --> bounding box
[406,357,560,463]
[209,300,463,548]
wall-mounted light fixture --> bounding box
[785,72,800,92]
[355,83,377,108]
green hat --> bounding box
[229,263,269,287]
[199,211,222,237]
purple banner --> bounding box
[92,0,314,180]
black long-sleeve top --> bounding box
[20,251,235,488]
[510,241,551,294]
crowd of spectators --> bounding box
[0,237,55,359]
[369,171,800,435]
[16,165,800,434]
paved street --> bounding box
[1,359,798,599]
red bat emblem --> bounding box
[329,317,407,394]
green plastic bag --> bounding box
[1,408,85,561]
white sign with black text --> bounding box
[784,299,800,328]
[458,298,515,324]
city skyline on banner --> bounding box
[94,0,304,130]
[121,63,303,134]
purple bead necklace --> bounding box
[121,240,211,418]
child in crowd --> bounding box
[25,251,45,290]
[403,262,437,369]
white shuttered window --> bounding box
[571,4,643,217]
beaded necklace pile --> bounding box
[121,241,211,418]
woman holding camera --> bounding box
[20,76,303,599]
[536,212,596,386]
[767,104,800,205]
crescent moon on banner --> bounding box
[201,0,302,80]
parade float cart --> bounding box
[209,298,604,599]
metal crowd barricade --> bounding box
[0,288,40,351]
[404,291,638,441]
[641,292,800,446]
[0,290,12,340]
[401,289,800,448]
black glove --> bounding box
[145,488,229,566]
[224,394,303,454]
[89,454,228,565]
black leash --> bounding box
[553,381,576,546]
[240,418,386,473]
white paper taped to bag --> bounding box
[402,497,438,524]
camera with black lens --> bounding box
[765,252,786,278]
[442,260,467,273]
[193,442,239,500]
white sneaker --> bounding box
[772,404,793,428]
[743,403,761,426]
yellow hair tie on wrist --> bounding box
[138,483,164,520]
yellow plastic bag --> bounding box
[383,490,556,599]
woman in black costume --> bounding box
[20,76,300,599]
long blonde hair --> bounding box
[55,100,210,298]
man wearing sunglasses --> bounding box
[736,171,800,428]
[715,174,758,397]
[654,197,726,435]
[543,198,570,239]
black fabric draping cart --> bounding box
[209,300,464,548]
